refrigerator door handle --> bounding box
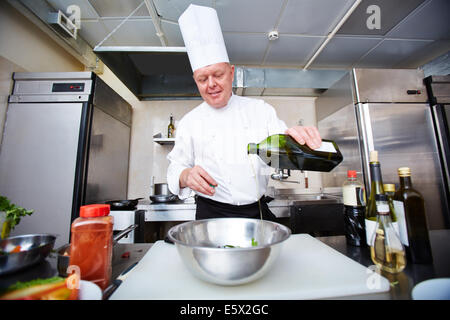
[356,103,375,192]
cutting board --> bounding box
[110,234,390,300]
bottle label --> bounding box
[376,203,389,213]
[365,218,377,246]
[343,186,357,206]
[392,221,399,237]
[393,200,409,246]
[315,141,337,153]
[343,186,365,206]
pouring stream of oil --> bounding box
[248,154,265,243]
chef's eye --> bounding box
[215,73,224,78]
[197,77,207,83]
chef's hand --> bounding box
[180,165,218,196]
[286,126,322,149]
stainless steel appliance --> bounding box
[109,210,145,244]
[316,68,450,230]
[0,72,132,247]
[424,75,450,215]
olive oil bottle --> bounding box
[370,194,406,274]
[393,167,433,264]
[365,151,385,246]
[167,113,175,138]
[247,134,343,172]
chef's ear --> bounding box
[229,64,235,76]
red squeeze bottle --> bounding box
[69,204,113,290]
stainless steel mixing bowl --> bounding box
[167,218,291,286]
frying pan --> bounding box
[105,198,143,211]
[0,234,56,275]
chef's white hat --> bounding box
[178,4,229,72]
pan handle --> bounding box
[113,224,138,245]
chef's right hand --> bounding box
[180,166,218,196]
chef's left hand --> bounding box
[285,126,322,149]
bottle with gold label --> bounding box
[370,194,406,274]
[393,167,433,264]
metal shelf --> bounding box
[153,133,175,145]
[153,138,175,145]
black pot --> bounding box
[105,198,143,211]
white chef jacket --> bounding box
[167,94,287,205]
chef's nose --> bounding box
[207,76,216,88]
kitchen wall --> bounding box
[0,1,84,145]
[127,96,321,199]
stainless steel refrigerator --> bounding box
[316,68,450,230]
[0,72,132,247]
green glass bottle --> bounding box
[167,113,175,138]
[393,167,433,264]
[365,151,385,246]
[247,134,343,172]
[383,184,398,222]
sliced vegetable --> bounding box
[0,276,79,300]
[10,245,21,253]
[222,238,259,248]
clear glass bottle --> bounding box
[69,204,114,290]
[247,134,343,172]
[343,170,366,246]
[393,167,433,264]
[370,194,406,274]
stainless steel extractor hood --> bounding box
[94,46,198,100]
[94,46,347,100]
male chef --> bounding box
[167,5,321,220]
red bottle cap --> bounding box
[80,204,110,218]
[347,170,357,178]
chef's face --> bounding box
[193,62,235,108]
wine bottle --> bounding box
[247,134,343,172]
[393,167,433,264]
[343,170,366,246]
[365,151,386,246]
[383,183,400,235]
[383,184,397,221]
[168,113,175,138]
[370,194,406,274]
